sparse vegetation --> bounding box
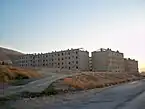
[0,65,41,83]
[63,72,142,90]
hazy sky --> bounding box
[0,0,145,71]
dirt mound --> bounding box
[0,65,41,82]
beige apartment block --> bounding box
[51,48,89,71]
[15,53,52,68]
[15,48,89,71]
[92,48,124,73]
[124,58,138,73]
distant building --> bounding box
[124,58,138,73]
[92,48,124,73]
[15,53,52,68]
[15,47,139,73]
[15,48,89,71]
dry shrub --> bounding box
[0,65,41,82]
[63,72,139,90]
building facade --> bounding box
[15,48,89,71]
[15,48,139,73]
[15,53,52,68]
[89,57,92,71]
[124,58,138,73]
[51,48,89,71]
[92,48,124,73]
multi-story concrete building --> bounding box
[15,53,52,68]
[92,48,124,73]
[15,48,89,71]
[51,48,89,71]
[124,58,138,73]
[15,47,139,73]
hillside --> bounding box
[0,47,24,62]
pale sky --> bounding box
[0,0,145,71]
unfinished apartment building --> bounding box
[15,53,52,68]
[124,58,138,73]
[51,48,89,71]
[15,48,89,71]
[92,48,125,73]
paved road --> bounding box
[10,79,145,109]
